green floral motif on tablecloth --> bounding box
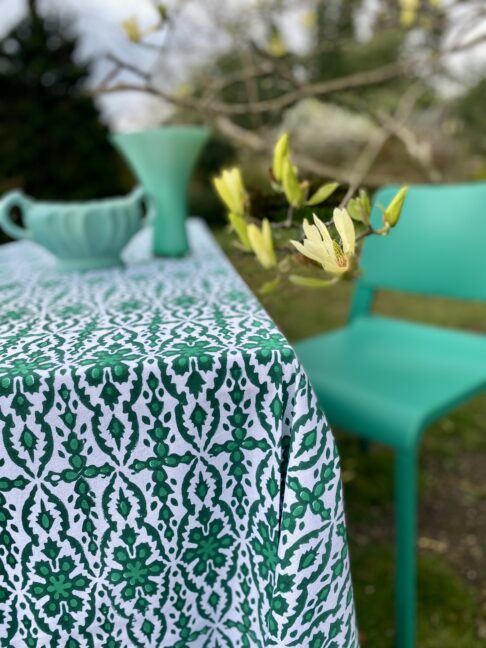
[165,336,222,373]
[183,511,234,579]
[79,342,141,385]
[30,551,89,624]
[242,331,295,365]
[0,220,358,647]
[109,527,165,601]
[0,352,55,394]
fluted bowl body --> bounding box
[0,187,148,271]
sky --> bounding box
[0,0,178,129]
[0,0,485,131]
[0,0,306,129]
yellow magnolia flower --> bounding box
[291,209,356,276]
[175,83,191,97]
[247,219,277,270]
[228,212,251,252]
[268,29,286,57]
[300,10,317,29]
[272,133,289,183]
[213,168,247,217]
[122,17,142,43]
[399,0,419,27]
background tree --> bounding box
[99,0,484,191]
[454,77,486,162]
[0,0,126,201]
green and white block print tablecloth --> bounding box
[0,219,357,648]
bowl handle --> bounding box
[130,186,156,227]
[0,190,33,240]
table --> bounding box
[0,219,358,647]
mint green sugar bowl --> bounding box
[0,186,151,272]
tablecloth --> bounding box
[0,219,357,647]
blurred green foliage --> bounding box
[0,0,126,202]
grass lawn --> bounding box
[215,227,486,647]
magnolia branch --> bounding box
[339,83,434,206]
[215,115,399,187]
[91,60,407,117]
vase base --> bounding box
[153,246,190,258]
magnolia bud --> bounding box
[272,133,289,183]
[384,186,408,228]
[282,158,303,208]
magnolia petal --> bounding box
[234,168,245,200]
[312,214,337,261]
[213,176,235,213]
[248,222,276,270]
[282,158,304,207]
[303,240,333,264]
[290,240,325,265]
[247,223,262,252]
[224,168,246,216]
[224,169,241,212]
[262,218,277,267]
[322,259,348,275]
[228,212,251,251]
[247,224,265,265]
[302,219,321,242]
[293,238,336,267]
[333,208,356,255]
[262,218,272,248]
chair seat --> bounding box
[294,315,486,448]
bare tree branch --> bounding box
[215,115,400,187]
[92,60,407,117]
[339,83,434,206]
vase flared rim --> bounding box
[111,125,211,141]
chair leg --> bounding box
[395,447,417,648]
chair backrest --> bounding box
[350,183,486,319]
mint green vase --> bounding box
[112,126,210,257]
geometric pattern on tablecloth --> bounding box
[0,219,358,647]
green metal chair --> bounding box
[293,183,486,648]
